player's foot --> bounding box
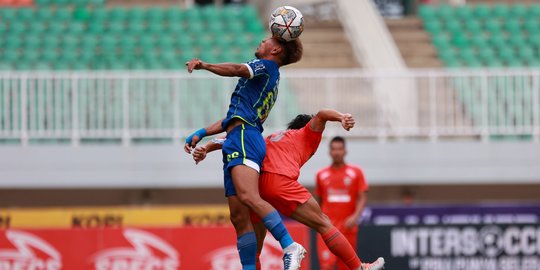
[360,257,385,270]
[283,242,306,270]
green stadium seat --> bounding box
[510,4,527,17]
[0,24,7,36]
[108,8,128,21]
[518,47,535,60]
[0,8,17,21]
[524,19,540,35]
[507,59,523,67]
[451,34,469,49]
[108,22,125,34]
[454,6,472,20]
[36,8,53,20]
[48,22,67,35]
[9,22,27,35]
[492,4,509,18]
[33,62,52,70]
[484,58,504,67]
[504,20,522,35]
[470,36,488,49]
[127,7,145,21]
[484,20,502,35]
[17,8,35,20]
[147,22,164,34]
[478,48,495,61]
[498,47,515,62]
[54,8,72,21]
[489,35,507,50]
[87,22,105,34]
[474,5,491,19]
[164,8,184,23]
[147,7,165,22]
[91,8,107,21]
[528,5,540,18]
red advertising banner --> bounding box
[0,223,310,270]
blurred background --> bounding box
[0,0,539,269]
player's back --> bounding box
[262,120,322,180]
[222,59,280,132]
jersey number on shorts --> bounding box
[227,152,239,162]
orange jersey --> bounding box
[316,165,368,225]
[262,120,323,180]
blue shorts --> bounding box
[222,124,266,197]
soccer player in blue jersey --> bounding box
[184,37,304,270]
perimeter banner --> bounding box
[357,205,540,270]
[0,224,310,270]
[0,205,231,229]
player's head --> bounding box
[255,37,303,66]
[329,136,347,164]
[287,114,313,130]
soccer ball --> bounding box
[269,6,304,42]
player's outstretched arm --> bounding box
[192,137,225,165]
[186,59,251,78]
[184,118,225,154]
[310,109,355,132]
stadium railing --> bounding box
[0,68,539,145]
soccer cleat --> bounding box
[360,257,385,270]
[283,242,307,270]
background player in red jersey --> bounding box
[316,136,369,270]
[191,109,384,270]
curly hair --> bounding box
[277,38,303,66]
[287,114,313,130]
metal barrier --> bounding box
[0,69,539,145]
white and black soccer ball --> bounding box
[269,6,304,42]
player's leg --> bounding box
[337,229,358,270]
[224,160,257,270]
[251,216,266,270]
[231,165,296,247]
[228,195,257,270]
[317,233,338,270]
[291,197,362,269]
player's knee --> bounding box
[237,191,262,209]
[229,211,249,231]
[314,214,333,233]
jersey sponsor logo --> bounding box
[344,177,352,187]
[269,131,286,142]
[345,168,357,178]
[205,233,282,270]
[319,171,331,180]
[91,229,179,270]
[0,230,62,270]
[328,194,352,203]
[227,152,239,162]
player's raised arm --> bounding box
[185,59,251,78]
[184,118,226,154]
[310,109,355,132]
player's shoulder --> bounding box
[345,164,364,177]
[316,166,332,178]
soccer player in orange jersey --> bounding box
[315,136,369,270]
[190,109,384,270]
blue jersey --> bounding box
[221,59,280,132]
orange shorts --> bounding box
[250,172,312,223]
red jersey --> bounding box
[316,164,368,225]
[262,120,323,180]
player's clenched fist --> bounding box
[185,58,204,73]
[192,146,208,165]
[341,113,355,131]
